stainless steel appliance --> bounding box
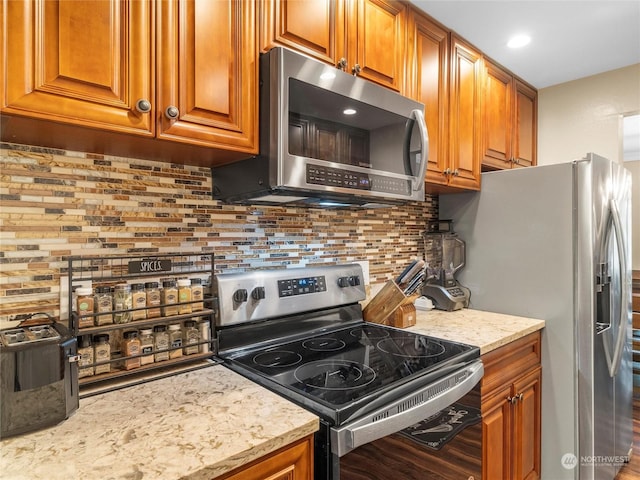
[214,264,483,479]
[440,153,633,479]
[213,47,429,208]
[0,318,79,438]
[421,220,471,311]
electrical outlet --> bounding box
[355,260,370,285]
[60,276,69,321]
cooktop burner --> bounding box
[224,322,479,416]
[294,360,377,391]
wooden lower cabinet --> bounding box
[216,434,314,480]
[481,332,542,480]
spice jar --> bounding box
[93,334,111,375]
[122,330,141,370]
[153,325,169,362]
[94,286,114,326]
[76,287,94,328]
[183,320,199,355]
[177,279,192,314]
[168,324,183,359]
[131,283,147,320]
[161,280,179,316]
[113,284,132,324]
[139,328,154,365]
[191,278,204,311]
[145,282,161,318]
[77,335,94,378]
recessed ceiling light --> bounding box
[507,34,531,49]
[343,108,357,115]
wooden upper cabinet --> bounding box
[483,61,513,168]
[2,0,154,135]
[347,0,406,92]
[157,0,258,152]
[2,0,258,161]
[260,0,345,65]
[406,9,450,187]
[260,0,406,93]
[513,80,537,168]
[447,34,482,190]
[482,58,537,170]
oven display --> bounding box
[278,276,327,297]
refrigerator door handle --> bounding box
[599,198,628,378]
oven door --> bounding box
[319,360,483,480]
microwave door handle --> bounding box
[408,109,429,191]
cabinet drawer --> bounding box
[481,332,541,395]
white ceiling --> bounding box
[409,0,640,89]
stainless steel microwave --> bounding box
[213,47,428,208]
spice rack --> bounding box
[67,253,219,397]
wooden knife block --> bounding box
[363,280,418,328]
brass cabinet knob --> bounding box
[352,63,362,76]
[337,58,348,71]
[135,99,151,114]
[165,106,180,119]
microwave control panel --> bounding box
[306,165,410,195]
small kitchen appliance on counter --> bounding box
[214,264,483,479]
[421,220,470,311]
[0,315,79,438]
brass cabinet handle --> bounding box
[453,169,460,176]
[444,168,451,175]
[352,63,361,76]
[507,393,524,404]
[337,58,348,71]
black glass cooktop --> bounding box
[223,323,479,423]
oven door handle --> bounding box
[330,360,483,457]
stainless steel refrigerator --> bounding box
[440,153,633,480]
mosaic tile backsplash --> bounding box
[0,142,438,322]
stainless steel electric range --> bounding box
[214,264,484,480]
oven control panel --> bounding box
[278,276,327,297]
[214,264,366,326]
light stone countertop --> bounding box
[406,308,545,354]
[0,365,319,480]
[0,308,544,479]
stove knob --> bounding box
[337,277,350,288]
[251,286,265,300]
[349,276,360,286]
[233,289,248,303]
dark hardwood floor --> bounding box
[615,397,640,479]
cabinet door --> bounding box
[448,35,482,190]
[406,9,449,186]
[512,366,542,480]
[260,0,345,66]
[513,80,538,168]
[157,0,258,153]
[482,384,513,480]
[482,60,513,169]
[348,0,407,92]
[218,435,313,480]
[2,0,153,135]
